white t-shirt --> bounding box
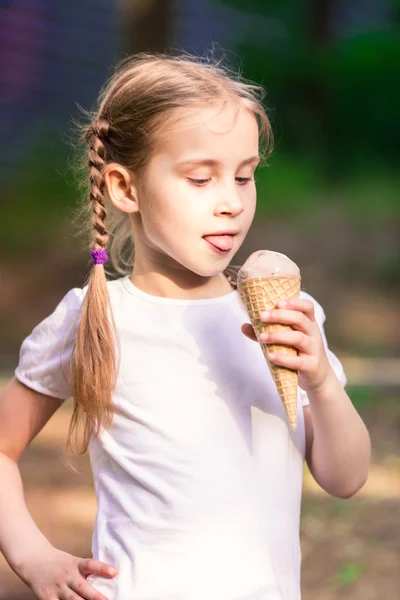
[15,275,346,600]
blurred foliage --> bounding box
[345,385,377,409]
[334,561,364,586]
[214,0,400,214]
[2,129,76,259]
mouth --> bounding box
[202,233,236,253]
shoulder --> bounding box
[14,276,128,401]
[58,286,87,310]
[53,275,130,320]
[33,286,87,334]
[60,275,128,307]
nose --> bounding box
[214,182,244,217]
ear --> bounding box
[103,163,140,214]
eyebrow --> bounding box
[176,156,260,168]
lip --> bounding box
[203,230,238,236]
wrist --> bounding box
[302,366,338,402]
[9,537,54,582]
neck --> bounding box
[130,268,234,300]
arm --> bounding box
[0,377,117,600]
[242,297,371,499]
[0,377,63,570]
[303,379,370,498]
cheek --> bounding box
[155,179,203,223]
[140,183,195,238]
[243,186,257,219]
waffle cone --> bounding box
[238,275,301,430]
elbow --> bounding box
[331,470,370,499]
[335,440,372,499]
[334,486,362,500]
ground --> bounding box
[0,385,399,600]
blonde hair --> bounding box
[68,52,273,454]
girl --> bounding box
[0,53,370,600]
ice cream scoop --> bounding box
[237,251,301,430]
[237,250,300,283]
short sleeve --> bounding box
[298,291,347,408]
[14,287,86,400]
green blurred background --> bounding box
[1,1,399,598]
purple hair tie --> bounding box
[91,249,109,265]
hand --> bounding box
[18,543,117,600]
[241,297,333,395]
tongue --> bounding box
[203,235,234,251]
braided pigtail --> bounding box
[223,264,241,290]
[67,118,118,454]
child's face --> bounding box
[132,102,260,279]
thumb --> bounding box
[241,322,258,342]
[78,558,118,578]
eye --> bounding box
[188,178,211,186]
[236,177,253,184]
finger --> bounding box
[78,559,117,578]
[260,309,311,333]
[241,323,257,341]
[259,330,311,353]
[276,298,316,321]
[70,578,110,600]
[60,588,86,600]
[266,351,306,372]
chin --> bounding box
[177,248,236,278]
[192,264,232,279]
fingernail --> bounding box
[107,567,116,576]
[277,300,287,307]
[260,311,270,319]
[260,332,269,341]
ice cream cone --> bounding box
[238,275,301,430]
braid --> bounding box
[86,118,110,251]
[223,264,241,290]
[68,117,118,456]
